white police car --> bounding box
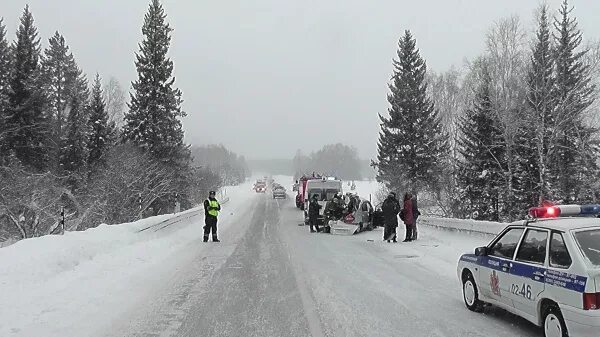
[457,204,600,337]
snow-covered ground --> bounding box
[1,177,529,337]
[0,180,256,337]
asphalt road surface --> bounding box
[115,194,543,337]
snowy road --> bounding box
[114,193,544,337]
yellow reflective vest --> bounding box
[207,199,220,217]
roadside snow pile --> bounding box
[419,216,506,235]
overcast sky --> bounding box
[1,0,600,160]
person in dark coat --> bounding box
[203,191,221,242]
[411,193,420,241]
[381,192,401,242]
[402,193,414,242]
[308,194,322,233]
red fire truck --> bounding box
[295,174,322,210]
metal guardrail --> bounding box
[137,208,203,233]
[418,216,505,236]
[137,193,231,234]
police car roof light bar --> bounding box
[528,204,600,219]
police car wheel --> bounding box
[543,305,568,337]
[462,272,483,312]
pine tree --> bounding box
[5,6,49,171]
[87,74,112,171]
[61,66,89,182]
[375,30,448,192]
[40,31,84,172]
[0,18,12,165]
[522,5,556,206]
[457,67,505,221]
[123,0,188,167]
[551,0,596,202]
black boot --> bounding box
[203,235,209,242]
[212,235,220,242]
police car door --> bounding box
[510,228,549,318]
[480,227,525,308]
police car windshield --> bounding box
[574,229,600,267]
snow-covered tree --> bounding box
[375,30,448,193]
[40,31,87,173]
[122,0,188,167]
[5,6,49,171]
[485,16,529,219]
[0,19,12,165]
[523,5,556,206]
[87,74,113,172]
[551,0,597,202]
[103,76,126,129]
[60,65,89,184]
[457,65,505,221]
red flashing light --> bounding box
[528,206,561,218]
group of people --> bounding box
[381,192,420,243]
[203,188,419,244]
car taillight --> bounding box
[583,293,600,310]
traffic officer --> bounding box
[203,191,221,242]
[308,194,322,233]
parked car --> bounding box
[457,204,600,337]
[273,186,286,199]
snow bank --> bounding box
[0,180,256,337]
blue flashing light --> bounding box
[580,204,600,215]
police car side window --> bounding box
[516,229,548,265]
[549,232,572,269]
[489,228,524,259]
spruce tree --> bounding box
[40,31,82,172]
[123,0,188,167]
[551,0,596,202]
[87,74,112,171]
[0,18,12,165]
[61,66,89,182]
[523,5,556,206]
[375,30,448,192]
[5,6,48,171]
[457,67,505,221]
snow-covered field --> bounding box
[0,180,256,337]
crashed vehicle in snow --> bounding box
[329,197,375,235]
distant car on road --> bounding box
[273,186,286,199]
[254,180,266,193]
[457,204,600,337]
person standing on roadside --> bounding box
[382,192,400,242]
[203,191,221,242]
[308,193,322,233]
[411,193,420,241]
[402,193,414,242]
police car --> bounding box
[457,205,600,337]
